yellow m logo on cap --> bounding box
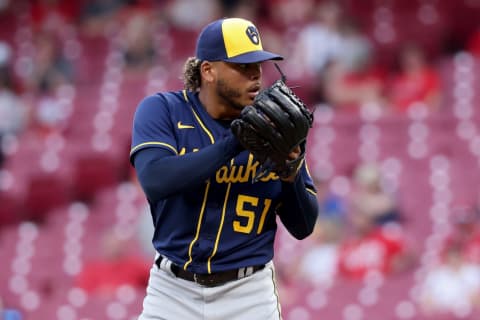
[222,18,263,58]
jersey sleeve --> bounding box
[276,160,319,240]
[130,94,177,163]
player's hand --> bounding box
[280,146,302,183]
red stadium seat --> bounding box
[71,153,125,202]
[22,174,71,222]
[0,193,21,227]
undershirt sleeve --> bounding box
[276,165,319,240]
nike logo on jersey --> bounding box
[177,121,195,129]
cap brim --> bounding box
[224,50,283,63]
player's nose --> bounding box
[247,63,262,80]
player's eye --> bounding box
[240,63,261,71]
[229,62,261,74]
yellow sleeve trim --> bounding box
[306,188,317,196]
[304,160,317,195]
[130,142,178,156]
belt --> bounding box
[155,256,265,287]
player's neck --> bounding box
[198,89,240,120]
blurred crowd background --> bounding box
[1,0,480,319]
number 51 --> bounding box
[233,195,272,234]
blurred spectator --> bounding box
[288,0,343,80]
[336,18,373,75]
[320,49,386,110]
[287,1,376,106]
[275,0,342,104]
[80,0,127,36]
[386,43,441,113]
[119,11,156,72]
[349,163,401,225]
[313,174,347,241]
[0,41,18,90]
[0,297,22,320]
[0,0,10,12]
[442,205,480,264]
[337,212,412,280]
[418,243,480,317]
[165,0,220,30]
[273,177,346,299]
[294,221,341,287]
[30,0,82,31]
[0,42,28,167]
[27,30,74,95]
[220,0,261,21]
[268,0,316,31]
[24,30,74,134]
[75,229,150,296]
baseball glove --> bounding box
[231,79,314,182]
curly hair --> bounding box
[182,57,202,92]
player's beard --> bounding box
[216,79,245,111]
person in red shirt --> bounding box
[321,58,386,111]
[76,230,150,296]
[337,211,412,279]
[29,0,82,31]
[442,206,480,264]
[386,43,441,113]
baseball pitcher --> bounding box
[130,17,319,320]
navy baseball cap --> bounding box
[195,18,283,63]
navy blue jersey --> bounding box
[130,90,317,274]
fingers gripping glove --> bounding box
[231,79,314,182]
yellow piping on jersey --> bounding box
[207,181,231,273]
[182,90,215,144]
[191,108,214,144]
[305,159,312,176]
[304,159,317,196]
[130,142,178,156]
[182,89,218,272]
[184,180,211,270]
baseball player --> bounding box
[130,17,319,320]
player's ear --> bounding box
[200,61,216,83]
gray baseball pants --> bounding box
[138,257,282,320]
